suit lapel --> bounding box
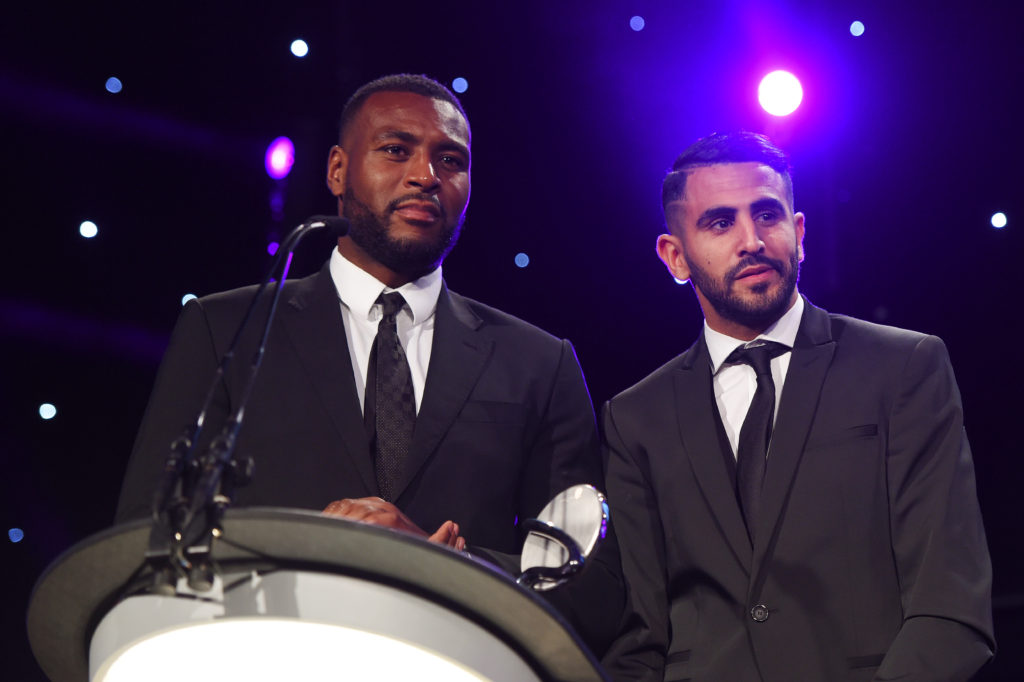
[675,339,753,570]
[752,300,836,570]
[279,262,378,494]
[390,285,493,502]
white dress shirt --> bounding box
[328,248,442,414]
[705,296,805,457]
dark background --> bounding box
[2,1,1020,678]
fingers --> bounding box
[323,500,466,550]
[428,521,467,551]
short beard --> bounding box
[342,186,463,280]
[687,251,800,330]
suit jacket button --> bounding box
[750,604,769,622]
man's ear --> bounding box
[656,233,691,283]
[794,211,806,262]
[326,145,348,198]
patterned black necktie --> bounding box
[725,341,789,540]
[364,292,416,502]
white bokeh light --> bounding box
[758,70,803,117]
[80,220,99,238]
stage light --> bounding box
[515,253,530,268]
[452,77,468,93]
[182,294,197,305]
[267,241,280,256]
[850,21,866,37]
[265,137,295,180]
[79,220,98,238]
[8,528,24,543]
[758,70,803,117]
[290,39,309,58]
[105,77,123,94]
[630,16,645,31]
[991,212,1007,229]
[39,403,57,420]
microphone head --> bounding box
[306,215,350,237]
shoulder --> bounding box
[822,310,949,363]
[444,288,566,349]
[607,342,698,410]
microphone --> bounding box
[149,214,349,582]
[305,214,349,237]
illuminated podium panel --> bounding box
[28,508,607,682]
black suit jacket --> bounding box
[115,261,623,653]
[602,299,994,681]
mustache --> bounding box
[387,193,444,217]
[726,254,786,281]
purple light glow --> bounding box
[267,241,280,256]
[265,137,295,180]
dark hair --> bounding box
[338,73,469,144]
[661,131,793,211]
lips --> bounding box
[735,265,775,280]
[393,201,440,223]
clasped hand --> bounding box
[322,497,466,551]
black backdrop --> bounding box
[2,1,1021,678]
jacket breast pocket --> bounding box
[664,649,692,681]
[804,423,878,450]
[457,400,527,424]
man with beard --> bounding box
[115,74,621,654]
[601,132,993,681]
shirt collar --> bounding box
[705,295,805,374]
[328,248,442,324]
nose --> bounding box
[736,216,766,256]
[405,152,440,193]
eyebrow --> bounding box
[373,129,470,159]
[750,197,786,215]
[696,206,737,228]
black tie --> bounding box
[725,341,789,540]
[364,292,416,502]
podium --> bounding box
[27,508,607,681]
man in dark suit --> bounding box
[115,74,621,652]
[601,132,994,681]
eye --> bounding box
[755,211,781,225]
[379,144,408,158]
[708,218,733,231]
[439,153,467,171]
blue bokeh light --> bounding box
[290,39,309,57]
[9,528,24,543]
[39,403,57,420]
[991,212,1007,229]
[105,77,123,93]
[79,220,98,238]
[514,252,530,268]
[265,137,295,180]
[630,16,645,32]
[452,77,468,93]
[267,241,280,256]
[850,21,866,37]
[182,294,198,305]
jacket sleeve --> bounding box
[114,299,228,524]
[516,339,625,660]
[600,398,669,681]
[874,335,994,681]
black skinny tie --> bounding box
[725,341,789,540]
[364,292,416,502]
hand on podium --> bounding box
[322,497,466,551]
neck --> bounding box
[336,237,414,289]
[700,291,799,341]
